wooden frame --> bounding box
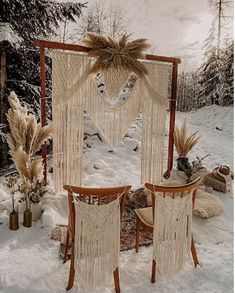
[34,39,181,183]
[135,177,201,283]
[63,185,131,292]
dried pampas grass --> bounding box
[32,124,53,155]
[30,157,44,183]
[11,148,30,180]
[6,92,53,194]
[174,120,201,157]
[81,33,151,77]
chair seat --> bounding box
[135,207,153,227]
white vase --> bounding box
[31,202,42,221]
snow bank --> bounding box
[0,105,233,292]
[177,105,233,137]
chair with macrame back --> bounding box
[135,177,200,283]
[63,185,131,292]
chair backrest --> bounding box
[64,185,131,286]
[145,177,201,220]
[145,177,200,274]
[63,185,132,240]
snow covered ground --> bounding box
[0,105,233,293]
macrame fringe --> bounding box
[73,198,120,287]
[52,52,171,191]
[153,192,193,275]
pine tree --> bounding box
[0,0,86,170]
[197,20,227,107]
[0,0,86,117]
[221,40,234,105]
[1,0,86,44]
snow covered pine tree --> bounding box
[0,0,86,170]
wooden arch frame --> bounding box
[34,39,181,183]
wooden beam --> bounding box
[34,39,181,64]
[34,39,90,53]
[164,60,178,179]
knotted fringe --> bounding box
[52,52,171,191]
[73,197,120,287]
[153,191,193,274]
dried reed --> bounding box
[81,33,151,77]
[174,120,201,157]
[6,92,52,193]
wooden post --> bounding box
[0,52,8,171]
[164,61,178,179]
[39,44,47,183]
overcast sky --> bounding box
[59,0,233,70]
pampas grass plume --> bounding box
[174,120,201,157]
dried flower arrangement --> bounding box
[174,120,201,177]
[5,175,18,211]
[174,120,201,157]
[6,92,53,210]
[81,33,150,77]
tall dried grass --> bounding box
[174,120,201,157]
[81,33,150,77]
[6,92,52,193]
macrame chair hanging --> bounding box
[142,177,200,283]
[34,39,181,185]
[63,185,131,291]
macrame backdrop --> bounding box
[52,52,170,191]
[73,197,120,286]
[153,191,193,274]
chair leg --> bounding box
[135,216,141,253]
[191,236,199,267]
[151,259,156,283]
[66,241,75,291]
[63,228,70,263]
[113,267,120,293]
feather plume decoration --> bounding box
[174,120,201,157]
[81,33,151,77]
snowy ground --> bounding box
[0,105,233,293]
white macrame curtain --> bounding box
[52,52,170,191]
[153,192,193,274]
[73,197,120,286]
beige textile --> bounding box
[52,53,170,191]
[73,197,120,286]
[153,190,193,274]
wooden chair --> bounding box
[63,185,131,292]
[134,177,200,283]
